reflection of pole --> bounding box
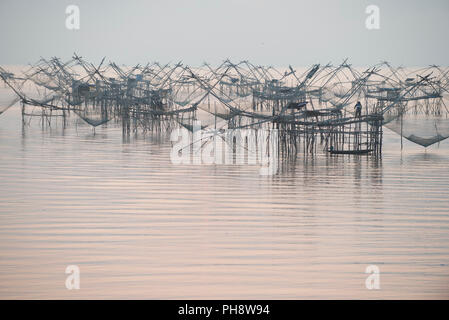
[400,105,403,150]
[21,101,25,126]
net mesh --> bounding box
[383,99,449,147]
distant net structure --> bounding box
[0,86,19,115]
[371,64,449,147]
[0,55,448,157]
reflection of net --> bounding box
[383,112,449,147]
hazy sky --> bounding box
[0,0,448,66]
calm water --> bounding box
[0,105,448,299]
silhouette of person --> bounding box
[354,101,362,118]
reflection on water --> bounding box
[0,106,448,299]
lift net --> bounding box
[0,87,19,115]
[383,105,449,147]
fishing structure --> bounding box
[1,55,448,160]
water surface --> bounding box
[0,105,448,299]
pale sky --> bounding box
[0,0,448,66]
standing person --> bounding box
[354,101,362,118]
